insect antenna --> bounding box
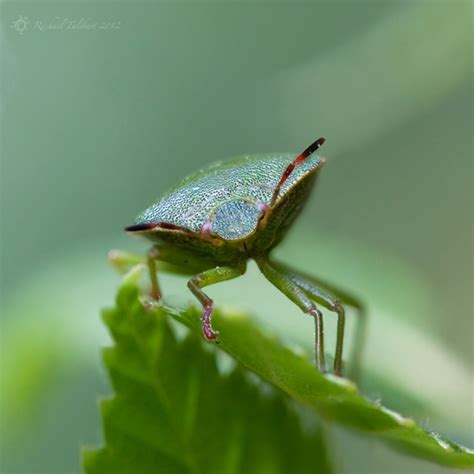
[270,137,326,207]
[125,223,159,232]
[125,222,192,233]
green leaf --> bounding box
[170,307,474,467]
[84,265,473,471]
[172,314,473,467]
[83,266,334,474]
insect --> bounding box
[117,138,364,377]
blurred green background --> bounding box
[1,1,472,473]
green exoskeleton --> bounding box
[111,138,365,377]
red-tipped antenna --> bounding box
[270,137,326,207]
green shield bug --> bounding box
[117,138,364,377]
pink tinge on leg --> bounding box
[201,302,218,340]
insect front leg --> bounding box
[108,247,162,303]
[108,249,145,273]
[255,258,327,374]
[187,263,246,341]
[270,260,366,380]
[147,247,161,300]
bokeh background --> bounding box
[1,1,472,473]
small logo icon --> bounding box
[11,15,30,35]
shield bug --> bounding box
[118,138,364,376]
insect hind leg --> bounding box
[255,257,327,374]
[270,259,366,380]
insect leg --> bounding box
[255,258,327,374]
[108,249,145,273]
[270,260,366,380]
[108,247,161,301]
[188,262,246,341]
[147,247,161,300]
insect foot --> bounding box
[201,301,219,342]
[141,296,162,311]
